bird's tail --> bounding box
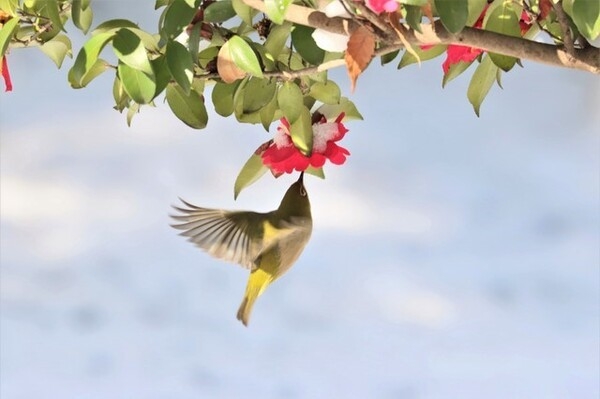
[237,269,272,326]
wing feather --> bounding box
[170,199,268,269]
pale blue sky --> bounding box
[1,3,599,398]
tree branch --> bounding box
[241,0,600,74]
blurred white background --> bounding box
[1,2,599,398]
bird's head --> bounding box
[277,172,311,218]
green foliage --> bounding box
[289,106,313,156]
[484,0,520,71]
[227,35,263,77]
[234,152,268,199]
[467,55,498,116]
[264,0,292,25]
[39,33,71,67]
[0,17,19,57]
[434,0,468,33]
[2,0,597,190]
[398,45,447,69]
[166,82,208,128]
[291,25,325,65]
[166,40,194,93]
[568,0,600,41]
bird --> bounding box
[170,172,312,326]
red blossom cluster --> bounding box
[261,113,350,175]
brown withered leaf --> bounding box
[217,40,246,84]
[345,26,375,92]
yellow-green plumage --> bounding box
[171,173,312,326]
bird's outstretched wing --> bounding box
[170,198,270,269]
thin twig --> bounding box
[552,0,575,55]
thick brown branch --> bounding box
[241,0,600,74]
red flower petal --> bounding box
[442,45,483,74]
[325,143,350,165]
[309,153,327,168]
[1,57,13,92]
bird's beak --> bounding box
[298,171,304,184]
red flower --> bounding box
[1,56,12,92]
[365,0,398,15]
[261,113,350,174]
[442,45,483,74]
[440,6,487,74]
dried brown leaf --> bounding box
[344,26,375,92]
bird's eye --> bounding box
[300,186,307,196]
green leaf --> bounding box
[289,106,313,156]
[113,28,153,75]
[404,5,423,32]
[188,23,201,64]
[234,152,269,199]
[305,166,325,179]
[198,46,219,68]
[264,22,291,60]
[68,32,115,87]
[264,0,292,24]
[126,102,140,126]
[166,40,194,94]
[228,36,263,77]
[72,0,94,33]
[277,81,304,123]
[118,63,156,104]
[242,78,277,113]
[166,83,208,129]
[571,0,600,41]
[435,0,469,33]
[402,0,428,5]
[212,81,239,116]
[38,0,64,37]
[0,0,18,16]
[259,94,278,131]
[398,44,446,69]
[442,60,473,87]
[91,19,139,35]
[39,34,72,68]
[162,0,197,41]
[80,59,109,87]
[484,2,520,71]
[317,97,363,121]
[231,0,255,26]
[204,0,236,22]
[155,0,171,9]
[309,81,341,105]
[466,0,488,25]
[113,77,130,112]
[0,17,19,58]
[151,55,171,97]
[291,25,325,65]
[467,55,498,116]
[380,50,400,66]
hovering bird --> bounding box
[171,173,312,326]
